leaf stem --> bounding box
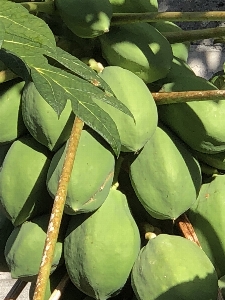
[21,1,56,15]
[152,90,225,105]
[111,11,225,26]
[164,27,225,43]
[33,116,84,300]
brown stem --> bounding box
[152,90,225,105]
[111,11,225,26]
[49,273,70,300]
[33,116,84,300]
[4,280,27,300]
[175,214,202,247]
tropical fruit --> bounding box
[99,23,173,83]
[64,187,141,299]
[47,129,115,215]
[152,21,190,62]
[158,74,225,154]
[192,150,225,171]
[188,174,225,278]
[22,81,75,152]
[0,135,53,226]
[0,79,26,144]
[131,234,218,300]
[109,0,158,13]
[0,210,14,272]
[130,125,202,220]
[55,0,113,38]
[29,265,86,300]
[96,66,158,152]
[4,214,67,281]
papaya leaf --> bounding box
[30,61,121,155]
[0,20,5,48]
[0,0,56,57]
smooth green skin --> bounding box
[131,234,218,300]
[96,66,158,152]
[22,82,75,152]
[47,130,115,215]
[4,214,63,281]
[100,23,173,83]
[109,0,158,13]
[192,149,225,171]
[158,75,225,154]
[0,80,27,144]
[0,135,53,226]
[55,0,112,38]
[188,174,225,278]
[153,21,190,62]
[0,210,14,272]
[29,265,86,300]
[130,125,202,220]
[64,188,141,300]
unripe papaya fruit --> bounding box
[192,150,225,171]
[131,234,218,300]
[95,66,158,152]
[109,0,158,13]
[0,79,27,144]
[47,129,115,215]
[152,21,190,62]
[22,81,75,152]
[55,0,112,38]
[4,214,67,281]
[29,265,86,300]
[64,188,141,299]
[188,174,225,278]
[99,23,173,83]
[158,74,225,154]
[0,210,14,272]
[0,135,53,226]
[130,125,202,220]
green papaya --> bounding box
[95,66,158,152]
[0,210,14,271]
[188,174,225,278]
[152,21,190,62]
[47,129,115,215]
[55,0,112,38]
[64,188,141,299]
[130,125,202,220]
[158,74,225,154]
[29,265,86,300]
[0,79,27,144]
[22,81,75,152]
[4,214,67,282]
[99,23,173,83]
[0,135,53,226]
[131,234,218,300]
[109,0,158,13]
[192,149,225,171]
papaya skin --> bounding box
[55,0,113,38]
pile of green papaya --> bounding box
[1,0,225,299]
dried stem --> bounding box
[111,11,225,26]
[152,90,225,105]
[49,273,70,300]
[33,116,84,300]
[4,280,27,300]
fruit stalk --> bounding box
[152,90,225,105]
[33,116,84,300]
[111,11,225,25]
[21,1,56,14]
